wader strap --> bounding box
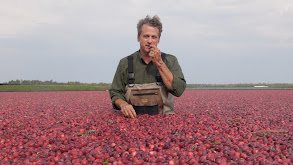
[127,55,134,85]
[127,52,166,85]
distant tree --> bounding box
[22,80,31,85]
[8,79,21,85]
[31,80,42,85]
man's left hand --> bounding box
[149,44,163,66]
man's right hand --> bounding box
[121,103,137,119]
[115,98,137,118]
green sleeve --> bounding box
[165,55,186,97]
[109,59,128,110]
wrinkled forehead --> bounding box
[140,24,160,36]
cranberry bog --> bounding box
[0,90,292,165]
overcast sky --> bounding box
[1,0,292,84]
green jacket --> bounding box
[109,50,186,110]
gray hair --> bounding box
[137,15,163,38]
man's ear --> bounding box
[137,34,140,42]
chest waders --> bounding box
[125,53,174,115]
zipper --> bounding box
[133,92,158,96]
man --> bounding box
[109,15,186,118]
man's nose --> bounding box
[147,37,152,43]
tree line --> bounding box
[1,80,111,86]
[1,80,293,88]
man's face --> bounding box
[137,24,160,54]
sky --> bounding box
[1,0,293,84]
